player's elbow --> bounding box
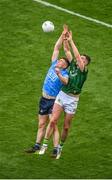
[50,118,58,128]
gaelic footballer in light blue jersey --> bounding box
[25,27,71,154]
[43,59,69,97]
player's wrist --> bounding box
[57,72,61,76]
[69,39,73,43]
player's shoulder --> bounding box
[52,59,58,63]
[69,59,76,66]
[51,59,58,66]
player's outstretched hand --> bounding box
[62,24,69,40]
[63,24,68,33]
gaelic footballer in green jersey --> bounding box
[62,59,88,95]
[40,26,91,159]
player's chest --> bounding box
[69,66,79,77]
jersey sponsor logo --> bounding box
[70,69,78,77]
[48,70,57,82]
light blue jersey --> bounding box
[42,60,68,97]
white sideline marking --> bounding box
[33,0,112,28]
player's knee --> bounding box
[50,118,57,128]
[49,121,55,128]
[39,122,46,129]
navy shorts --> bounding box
[38,97,55,115]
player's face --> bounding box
[56,59,67,68]
[81,55,88,66]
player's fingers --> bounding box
[63,24,68,30]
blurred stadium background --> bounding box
[0,0,112,178]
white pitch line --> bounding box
[33,0,112,28]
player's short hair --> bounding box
[82,54,91,65]
[62,57,70,68]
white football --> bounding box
[42,21,54,32]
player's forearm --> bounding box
[69,39,84,71]
[69,39,80,60]
[63,40,72,61]
[54,34,63,50]
[52,34,63,61]
[57,73,68,85]
[63,40,70,52]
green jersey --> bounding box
[62,60,88,95]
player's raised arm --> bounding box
[62,24,72,62]
[68,31,84,71]
[51,24,69,62]
[51,34,63,61]
[63,39,72,62]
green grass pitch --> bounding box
[0,0,112,178]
